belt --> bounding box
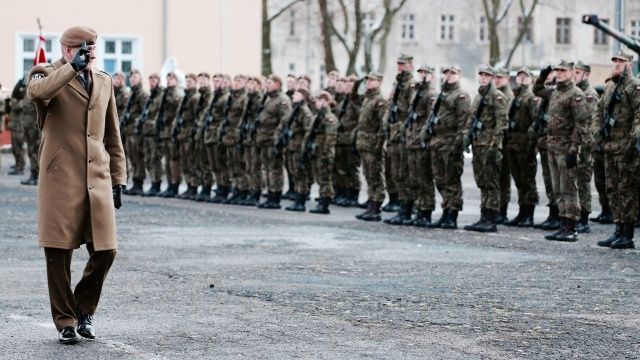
[610,127,632,134]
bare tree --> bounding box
[481,0,514,66]
[262,0,304,76]
[326,0,363,75]
[363,0,408,73]
[504,0,539,67]
[318,0,338,73]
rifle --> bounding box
[300,111,324,171]
[135,86,160,135]
[119,86,139,131]
[171,89,192,143]
[401,77,428,144]
[200,88,223,140]
[189,90,208,143]
[594,65,627,151]
[385,75,404,138]
[274,102,303,155]
[248,93,269,143]
[237,92,256,154]
[465,80,493,153]
[351,126,360,155]
[506,87,523,140]
[217,93,234,145]
[154,88,171,141]
[420,79,449,147]
[336,95,349,132]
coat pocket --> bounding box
[45,145,67,173]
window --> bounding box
[518,16,534,42]
[289,10,296,37]
[630,20,640,39]
[479,16,489,43]
[289,63,296,72]
[594,19,609,45]
[401,13,415,41]
[16,33,60,78]
[440,15,455,42]
[362,12,375,31]
[556,18,571,44]
[100,37,140,77]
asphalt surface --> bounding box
[0,151,639,359]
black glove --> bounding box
[539,65,552,81]
[113,185,122,209]
[70,41,90,71]
[623,146,638,163]
[565,153,577,169]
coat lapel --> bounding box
[89,70,104,105]
[53,59,90,100]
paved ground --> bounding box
[0,151,639,359]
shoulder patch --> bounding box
[410,83,416,89]
[458,94,466,99]
[575,96,582,102]
[175,96,181,102]
[306,114,312,118]
[327,117,337,123]
[586,94,593,100]
[280,101,287,106]
[30,73,45,80]
[378,101,385,107]
[496,96,503,101]
[636,86,640,92]
[430,96,436,102]
[533,98,539,103]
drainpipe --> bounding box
[163,0,168,61]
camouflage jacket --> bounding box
[172,87,199,141]
[256,89,292,147]
[356,87,387,153]
[405,81,437,150]
[121,84,148,136]
[274,101,313,152]
[242,90,265,146]
[465,84,508,149]
[192,87,212,142]
[114,85,131,117]
[335,87,362,145]
[427,81,471,150]
[385,71,414,144]
[506,85,537,152]
[545,79,589,154]
[577,79,599,152]
[202,87,231,145]
[138,86,163,138]
[155,86,182,140]
[303,106,337,158]
[221,87,248,146]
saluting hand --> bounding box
[70,41,91,72]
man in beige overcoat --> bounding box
[27,26,126,344]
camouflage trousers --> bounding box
[472,146,502,212]
[431,146,464,211]
[179,140,197,186]
[168,139,184,185]
[194,140,214,186]
[605,150,639,223]
[206,143,230,187]
[313,151,335,198]
[258,145,284,192]
[548,150,579,221]
[126,134,145,181]
[226,145,248,191]
[333,145,361,191]
[10,129,26,171]
[591,150,609,211]
[361,150,386,203]
[286,150,309,195]
[120,132,130,181]
[577,150,593,213]
[407,148,435,211]
[388,143,410,201]
[508,150,539,206]
[538,148,556,207]
[24,122,41,172]
[244,145,263,191]
[499,145,511,208]
[152,139,173,183]
[384,148,396,195]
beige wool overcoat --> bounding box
[27,59,127,251]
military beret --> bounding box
[114,71,126,79]
[287,73,297,79]
[212,73,223,78]
[129,69,142,76]
[516,67,532,77]
[186,73,198,82]
[365,70,384,81]
[397,53,414,64]
[198,72,211,79]
[611,50,634,62]
[221,74,232,81]
[328,70,340,77]
[495,67,510,77]
[346,74,358,82]
[298,74,312,84]
[553,60,575,71]
[269,74,283,85]
[295,87,311,101]
[166,72,177,79]
[478,65,495,76]
[248,76,264,86]
[234,74,249,80]
[417,63,435,73]
[316,90,335,105]
[60,26,97,47]
[443,64,461,74]
[149,73,161,80]
[575,61,591,73]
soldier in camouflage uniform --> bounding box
[112,71,131,180]
[191,74,219,202]
[590,77,614,224]
[463,66,508,233]
[502,68,538,228]
[138,73,163,196]
[255,75,293,209]
[594,51,640,249]
[324,70,339,97]
[494,68,514,224]
[534,60,589,242]
[8,79,27,175]
[220,74,249,204]
[282,74,299,200]
[122,69,150,195]
[282,88,314,211]
[355,71,387,222]
[166,73,198,198]
[573,62,599,233]
[19,97,40,185]
[239,76,266,206]
[423,64,470,230]
[146,72,182,197]
[398,63,437,227]
[383,53,415,223]
[285,74,297,100]
[333,75,362,207]
[203,74,232,203]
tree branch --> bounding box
[337,0,349,36]
[266,0,303,23]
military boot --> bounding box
[285,193,306,212]
[179,185,198,200]
[426,209,448,229]
[358,199,370,209]
[126,178,144,196]
[20,170,38,186]
[411,210,432,227]
[517,205,535,228]
[475,209,498,233]
[361,201,382,222]
[223,187,240,204]
[388,202,411,225]
[535,205,561,230]
[261,191,282,209]
[343,189,360,207]
[142,181,162,197]
[545,217,567,241]
[210,185,229,203]
[160,183,179,198]
[195,184,212,202]
[382,193,400,212]
[611,223,635,249]
[282,179,295,200]
[441,210,459,230]
[503,205,525,227]
[635,210,640,229]
[495,204,508,225]
[464,209,487,231]
[597,222,622,247]
[310,197,331,214]
[241,189,261,206]
[355,201,373,220]
[576,209,591,234]
[555,218,578,242]
[8,168,24,175]
[257,191,273,208]
[334,188,346,206]
[230,190,248,205]
[590,205,613,224]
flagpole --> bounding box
[37,17,42,32]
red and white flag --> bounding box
[33,29,47,65]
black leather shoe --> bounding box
[76,309,96,339]
[59,326,79,344]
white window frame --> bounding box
[630,20,640,39]
[594,19,609,46]
[401,13,416,42]
[556,18,571,45]
[479,16,489,44]
[439,14,456,43]
[289,9,296,37]
[98,34,144,77]
[14,32,61,82]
